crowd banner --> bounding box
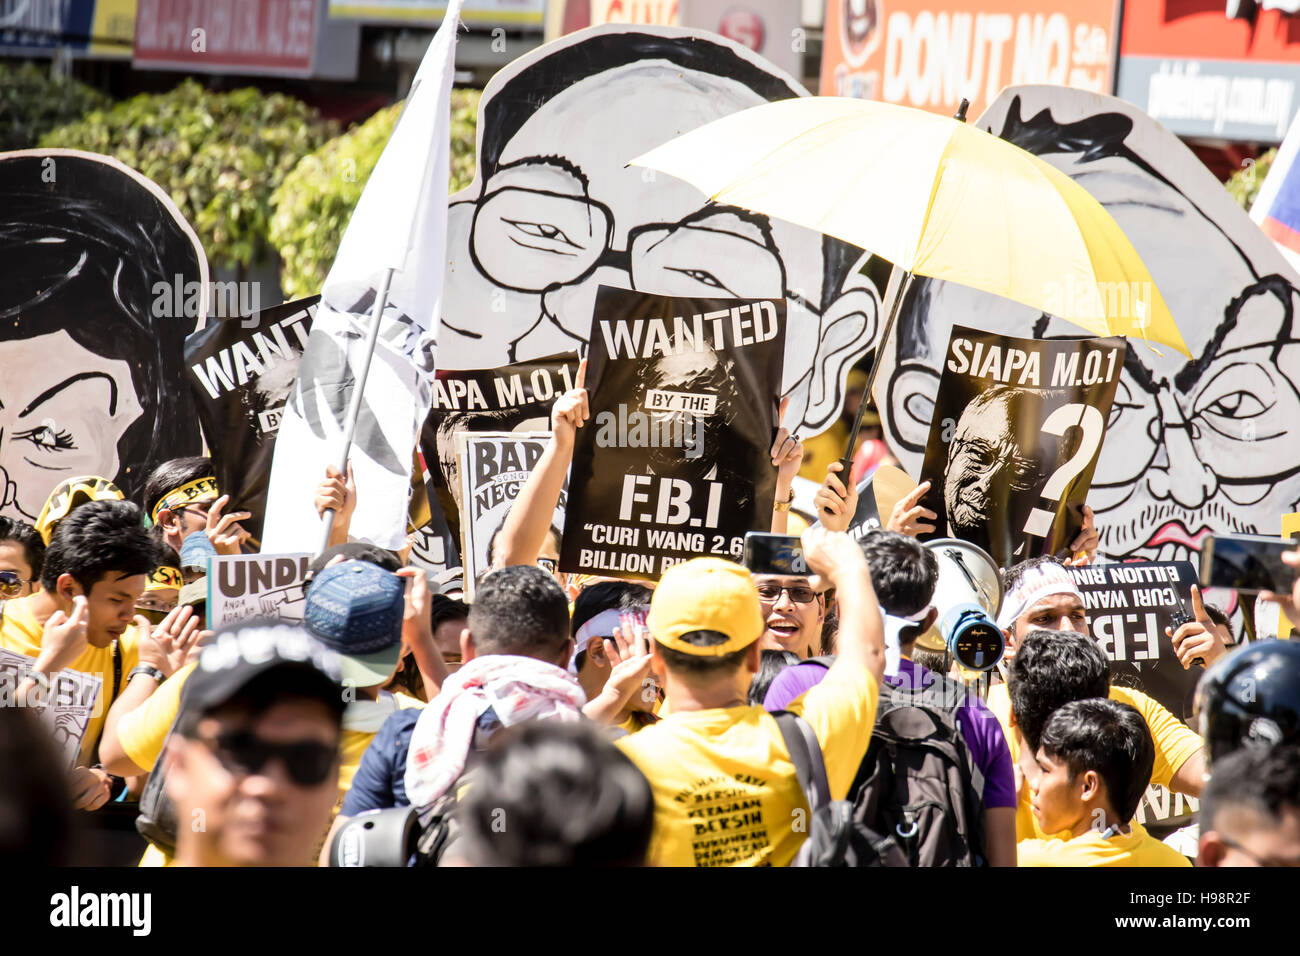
[184,298,318,543]
[457,431,564,598]
[1065,560,1200,721]
[261,1,463,553]
[208,552,312,629]
[916,325,1124,568]
[433,25,884,447]
[0,150,207,523]
[560,286,786,581]
[0,650,101,770]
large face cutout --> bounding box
[877,88,1300,580]
[0,150,207,520]
[0,330,143,520]
[436,26,882,439]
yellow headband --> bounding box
[147,566,184,591]
[151,477,220,524]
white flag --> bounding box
[262,0,463,553]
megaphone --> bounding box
[918,538,1005,672]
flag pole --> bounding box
[319,266,395,556]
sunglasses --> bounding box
[756,584,818,605]
[537,558,558,574]
[197,729,337,787]
[0,570,37,597]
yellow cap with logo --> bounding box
[648,557,764,656]
[34,475,125,545]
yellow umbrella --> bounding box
[631,95,1189,357]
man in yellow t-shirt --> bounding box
[0,500,158,806]
[990,628,1204,842]
[617,528,884,867]
[1018,698,1191,867]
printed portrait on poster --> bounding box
[0,149,207,520]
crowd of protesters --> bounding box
[2,368,1299,870]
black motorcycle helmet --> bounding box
[1196,639,1300,765]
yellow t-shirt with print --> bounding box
[0,594,140,766]
[985,682,1203,841]
[1018,821,1192,867]
[616,663,878,867]
[117,662,197,772]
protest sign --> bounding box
[1066,559,1202,828]
[457,431,565,598]
[1065,560,1200,721]
[916,325,1124,567]
[0,650,102,770]
[420,353,580,545]
[560,286,786,580]
[185,298,318,543]
[208,552,311,629]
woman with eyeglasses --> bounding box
[0,516,44,600]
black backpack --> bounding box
[777,659,988,867]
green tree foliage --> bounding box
[269,89,481,300]
[0,61,111,151]
[1225,149,1276,211]
[40,79,336,270]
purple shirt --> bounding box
[763,658,1016,809]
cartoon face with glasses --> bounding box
[436,26,882,438]
[879,90,1300,582]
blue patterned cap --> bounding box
[302,560,405,688]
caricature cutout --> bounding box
[435,25,882,441]
[0,150,207,521]
[875,88,1300,598]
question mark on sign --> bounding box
[1022,403,1104,538]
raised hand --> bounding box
[1064,504,1099,566]
[800,525,869,591]
[1260,548,1300,626]
[1167,585,1231,670]
[206,495,252,556]
[35,596,90,675]
[771,396,804,489]
[551,358,590,449]
[315,461,357,523]
[583,624,655,724]
[813,461,858,533]
[137,606,203,679]
[887,480,937,538]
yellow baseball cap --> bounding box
[648,558,764,656]
[35,475,125,544]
